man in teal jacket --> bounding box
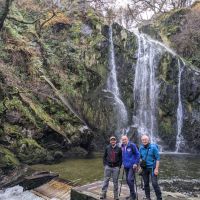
[139,134,162,200]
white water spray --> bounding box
[0,186,42,200]
[106,26,128,131]
[175,59,185,152]
[133,33,163,143]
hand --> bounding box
[133,164,137,170]
[154,168,159,176]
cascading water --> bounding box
[106,25,128,132]
[175,59,185,152]
[0,186,43,200]
[133,33,163,143]
[132,31,186,151]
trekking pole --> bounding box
[141,176,144,190]
[134,173,139,200]
[119,167,125,197]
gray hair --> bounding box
[141,134,151,139]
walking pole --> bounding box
[141,176,144,190]
[134,173,139,200]
[119,167,125,197]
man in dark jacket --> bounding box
[139,134,162,200]
[121,135,140,200]
[100,136,122,200]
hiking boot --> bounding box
[126,196,136,200]
[99,193,106,199]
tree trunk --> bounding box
[0,0,13,31]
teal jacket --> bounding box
[139,144,160,169]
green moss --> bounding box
[0,101,5,114]
[14,138,48,164]
[159,53,174,83]
[3,123,22,139]
[20,94,66,137]
[0,146,20,168]
[159,117,173,137]
[5,96,38,127]
[4,23,22,40]
[18,138,42,148]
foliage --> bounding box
[0,146,20,168]
[13,138,49,164]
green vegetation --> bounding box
[0,146,20,168]
[13,138,50,164]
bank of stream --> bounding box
[31,153,200,191]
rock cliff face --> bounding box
[0,0,200,171]
[138,2,200,152]
[0,1,137,170]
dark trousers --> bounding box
[142,168,162,200]
[125,167,136,199]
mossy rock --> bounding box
[3,123,22,139]
[14,138,49,164]
[0,146,20,169]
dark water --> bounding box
[32,153,200,185]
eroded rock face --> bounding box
[0,5,137,168]
[0,1,200,173]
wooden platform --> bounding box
[71,181,143,200]
[32,177,72,200]
[31,178,199,200]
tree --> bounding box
[0,0,13,30]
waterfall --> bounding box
[175,59,185,152]
[106,25,128,131]
[133,31,186,151]
[133,33,163,143]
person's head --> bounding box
[141,134,150,146]
[121,135,129,145]
[109,136,117,146]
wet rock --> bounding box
[19,171,58,190]
[5,111,22,124]
[13,139,50,164]
[160,179,200,196]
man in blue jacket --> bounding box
[121,135,140,200]
[139,134,162,200]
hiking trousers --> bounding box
[142,168,162,200]
[124,167,136,199]
[101,165,120,198]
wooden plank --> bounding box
[71,181,133,200]
[32,179,195,200]
[32,178,72,200]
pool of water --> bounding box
[32,153,200,185]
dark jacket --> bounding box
[103,144,122,167]
[121,142,140,168]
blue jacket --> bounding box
[139,144,160,169]
[122,142,140,168]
